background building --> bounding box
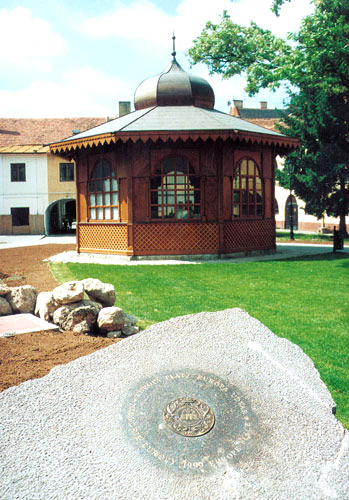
[0,118,105,235]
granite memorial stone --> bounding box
[0,308,347,500]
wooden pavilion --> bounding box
[50,47,298,258]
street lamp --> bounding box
[288,163,295,240]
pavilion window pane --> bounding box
[97,193,103,205]
[242,205,247,216]
[111,192,118,204]
[90,208,96,219]
[177,193,186,204]
[233,205,240,217]
[248,161,255,176]
[104,193,111,205]
[164,206,175,218]
[233,192,240,203]
[89,180,95,192]
[104,208,111,219]
[256,205,263,216]
[97,207,104,220]
[112,207,119,219]
[241,178,247,190]
[89,194,96,206]
[233,177,240,189]
[96,179,103,192]
[240,160,248,175]
[164,175,175,186]
[242,191,247,203]
[111,178,118,191]
[104,179,110,191]
[177,205,188,219]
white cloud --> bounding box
[0,67,134,118]
[80,0,313,47]
[0,7,67,71]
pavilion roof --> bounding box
[49,106,299,154]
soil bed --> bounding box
[0,244,121,392]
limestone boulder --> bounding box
[0,296,12,316]
[81,278,116,307]
[53,305,72,329]
[72,320,93,335]
[6,285,37,314]
[0,283,10,296]
[53,300,102,332]
[35,292,59,321]
[52,281,84,305]
[98,307,126,332]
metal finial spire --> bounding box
[172,32,176,60]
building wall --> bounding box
[0,153,48,234]
[47,153,76,205]
[275,157,348,232]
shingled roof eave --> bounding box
[49,129,299,155]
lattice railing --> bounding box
[78,223,128,253]
[134,222,219,255]
[223,219,275,251]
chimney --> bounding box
[233,99,243,109]
[260,101,268,110]
[119,101,131,117]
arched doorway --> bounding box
[45,199,76,235]
[285,195,298,230]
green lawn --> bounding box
[276,230,334,243]
[50,252,349,428]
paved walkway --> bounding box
[0,234,347,264]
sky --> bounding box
[0,0,314,118]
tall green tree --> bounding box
[188,0,349,234]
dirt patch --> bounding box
[0,244,121,392]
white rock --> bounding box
[73,320,93,335]
[52,281,84,305]
[35,292,59,321]
[98,307,126,332]
[6,285,37,314]
[53,300,102,331]
[82,278,116,307]
[0,296,12,316]
[0,283,10,297]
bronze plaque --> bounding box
[163,397,215,437]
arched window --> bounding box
[232,158,263,218]
[150,157,200,220]
[88,160,119,220]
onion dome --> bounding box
[134,36,215,111]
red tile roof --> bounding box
[0,118,107,147]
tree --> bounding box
[188,0,349,235]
